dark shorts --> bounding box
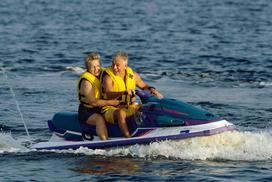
[78,105,101,124]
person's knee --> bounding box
[116,109,126,121]
[96,114,106,124]
[119,109,126,118]
[89,114,104,125]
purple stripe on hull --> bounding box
[35,125,235,150]
[162,108,188,116]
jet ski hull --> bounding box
[31,119,234,150]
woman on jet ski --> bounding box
[77,52,120,140]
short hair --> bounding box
[84,52,101,68]
[112,52,128,65]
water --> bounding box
[1,0,272,181]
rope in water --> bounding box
[1,67,32,142]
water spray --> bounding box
[1,67,32,143]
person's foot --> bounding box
[124,133,131,138]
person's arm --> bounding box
[80,79,119,107]
[102,74,126,100]
[134,72,164,98]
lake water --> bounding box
[1,0,272,181]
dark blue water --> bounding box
[1,0,272,181]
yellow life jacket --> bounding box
[104,66,136,93]
[77,71,102,108]
[102,66,136,109]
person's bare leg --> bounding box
[86,113,108,140]
[114,109,131,138]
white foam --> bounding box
[0,132,27,153]
[55,131,272,161]
[65,66,85,75]
[259,81,272,87]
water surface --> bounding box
[1,0,272,181]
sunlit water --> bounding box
[1,0,272,181]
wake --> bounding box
[2,130,272,161]
[0,132,27,153]
[67,130,272,161]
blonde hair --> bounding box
[112,52,128,65]
[85,52,101,68]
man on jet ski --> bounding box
[102,52,164,138]
[77,52,120,140]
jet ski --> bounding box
[31,90,234,150]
